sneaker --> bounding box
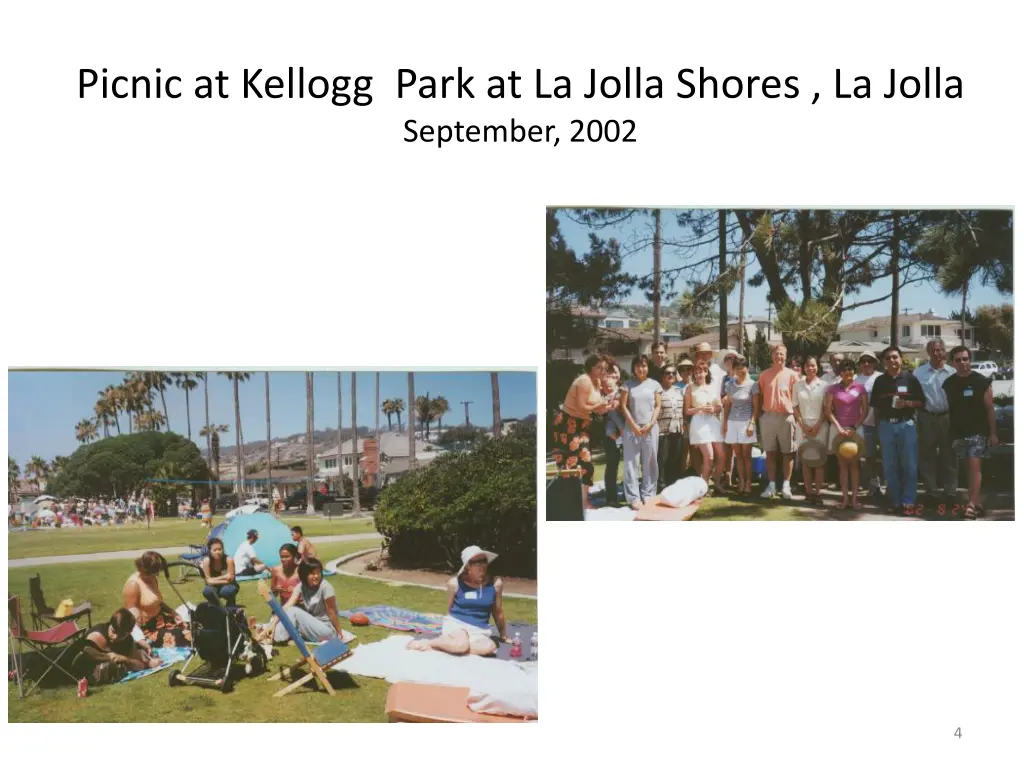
[760,485,776,499]
[871,488,886,503]
[780,486,793,500]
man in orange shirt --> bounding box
[757,343,800,499]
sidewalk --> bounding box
[7,532,382,569]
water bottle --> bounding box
[510,632,522,659]
[530,632,538,660]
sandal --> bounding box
[964,504,978,520]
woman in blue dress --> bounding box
[408,545,508,656]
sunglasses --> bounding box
[662,370,677,376]
[469,559,488,566]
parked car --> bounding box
[215,494,240,511]
[284,488,332,511]
[970,361,999,378]
[995,366,1013,380]
[245,496,270,508]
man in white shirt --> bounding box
[913,339,957,503]
[233,529,268,577]
[855,352,884,501]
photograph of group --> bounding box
[546,207,1013,522]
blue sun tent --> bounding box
[217,512,293,568]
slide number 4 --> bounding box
[954,727,962,739]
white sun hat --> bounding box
[457,545,498,577]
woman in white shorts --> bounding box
[408,545,507,656]
[721,356,760,495]
[685,362,725,489]
[793,356,828,503]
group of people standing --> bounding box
[554,337,999,519]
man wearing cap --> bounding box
[756,343,800,499]
[871,346,926,515]
[855,352,884,501]
[913,339,957,507]
[233,529,268,576]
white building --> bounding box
[315,431,438,479]
[836,311,977,351]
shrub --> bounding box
[374,424,536,578]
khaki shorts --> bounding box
[760,412,796,453]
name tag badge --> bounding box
[963,389,973,397]
[464,591,477,600]
[897,385,908,394]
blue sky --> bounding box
[556,210,1005,322]
[7,370,535,467]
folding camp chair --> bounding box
[29,573,92,630]
[9,595,88,697]
[258,581,352,697]
[173,543,209,583]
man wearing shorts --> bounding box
[943,346,998,519]
[757,343,800,499]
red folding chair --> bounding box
[9,595,88,698]
[29,573,92,630]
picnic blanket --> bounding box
[333,635,537,715]
[119,647,193,684]
[338,605,444,633]
[418,622,538,661]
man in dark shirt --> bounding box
[942,346,998,519]
[648,340,667,384]
[870,346,926,515]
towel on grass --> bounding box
[338,605,444,633]
[119,647,193,684]
[584,506,637,522]
[418,622,538,661]
[333,634,537,716]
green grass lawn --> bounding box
[8,540,537,722]
[8,517,379,560]
[691,495,814,521]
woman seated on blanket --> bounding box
[408,545,508,656]
[72,608,162,684]
[201,537,238,608]
[270,543,302,605]
[122,550,192,647]
[268,557,347,643]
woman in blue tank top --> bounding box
[408,545,508,656]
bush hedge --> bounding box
[374,424,536,578]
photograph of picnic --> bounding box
[546,207,1013,522]
[9,369,538,722]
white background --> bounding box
[2,0,1022,764]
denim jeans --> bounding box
[623,426,659,504]
[202,583,239,607]
[603,433,621,505]
[878,419,919,505]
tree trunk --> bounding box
[408,373,416,470]
[653,208,662,345]
[233,378,244,497]
[375,373,380,489]
[185,387,192,441]
[160,385,170,432]
[738,243,747,355]
[719,209,728,349]
[491,373,501,438]
[351,372,360,513]
[204,377,215,499]
[265,372,272,510]
[961,283,967,341]
[342,374,350,499]
[306,372,315,515]
[890,212,901,350]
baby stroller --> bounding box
[164,561,267,693]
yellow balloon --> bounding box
[838,441,859,460]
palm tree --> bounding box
[50,455,69,477]
[26,456,49,491]
[99,385,122,435]
[9,457,20,503]
[145,372,173,430]
[174,373,199,441]
[135,410,166,432]
[197,373,212,470]
[431,395,450,436]
[75,418,98,444]
[394,398,406,432]
[122,374,153,435]
[381,398,395,431]
[305,372,315,515]
[415,395,435,442]
[200,424,230,485]
[265,372,272,508]
[219,373,251,494]
[351,372,360,513]
[93,399,113,438]
[491,372,501,438]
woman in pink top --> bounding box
[824,359,868,509]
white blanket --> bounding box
[584,506,636,522]
[659,476,708,507]
[333,635,538,715]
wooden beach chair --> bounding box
[258,581,352,696]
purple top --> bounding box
[828,382,866,427]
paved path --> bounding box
[8,532,382,569]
